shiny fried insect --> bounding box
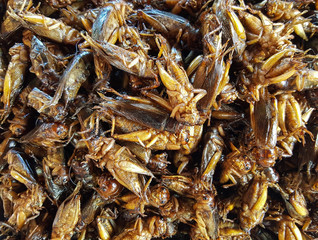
[1,43,29,122]
[0,0,318,239]
[51,182,81,240]
[8,9,82,45]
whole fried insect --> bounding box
[137,8,200,48]
[47,51,91,108]
[27,87,66,121]
[121,184,170,214]
[239,174,268,231]
[42,148,69,200]
[250,89,279,167]
[79,112,154,197]
[277,93,313,142]
[83,33,156,78]
[200,126,224,185]
[191,191,218,240]
[220,143,253,185]
[99,96,203,154]
[29,36,66,85]
[1,43,29,122]
[96,208,117,240]
[8,9,82,45]
[6,149,37,189]
[155,35,207,125]
[193,31,233,112]
[8,185,46,230]
[213,0,246,56]
[51,182,81,240]
[19,122,69,148]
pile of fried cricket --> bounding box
[0,0,317,239]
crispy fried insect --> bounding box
[250,89,279,167]
[19,122,69,148]
[47,51,91,108]
[79,112,153,197]
[220,144,253,185]
[51,182,81,240]
[83,33,156,78]
[1,43,29,122]
[8,9,82,45]
[137,8,200,48]
[191,191,218,240]
[95,173,123,201]
[27,87,66,121]
[6,149,37,188]
[200,126,224,185]
[193,19,233,111]
[96,208,117,240]
[213,0,246,56]
[239,175,268,231]
[99,96,203,154]
[156,35,207,125]
[8,185,46,230]
[29,36,66,85]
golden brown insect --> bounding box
[191,191,218,240]
[96,208,117,240]
[1,43,29,122]
[27,87,67,121]
[8,9,82,45]
[99,96,203,154]
[83,33,156,78]
[263,0,317,40]
[213,0,246,56]
[19,122,69,148]
[95,173,123,201]
[42,148,69,200]
[250,89,280,167]
[137,8,200,48]
[200,126,224,185]
[220,144,253,185]
[120,184,170,214]
[46,51,91,108]
[193,19,233,112]
[8,185,46,230]
[79,112,154,197]
[6,149,37,189]
[239,174,268,231]
[155,35,207,125]
[51,182,81,240]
